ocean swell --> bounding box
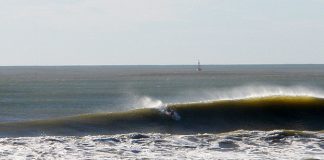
[0,96,323,137]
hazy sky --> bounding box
[1,0,324,65]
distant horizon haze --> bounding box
[0,0,323,65]
[1,63,324,67]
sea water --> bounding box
[0,65,323,159]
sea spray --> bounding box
[182,84,324,103]
[134,96,163,109]
[126,96,181,121]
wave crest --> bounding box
[183,85,324,103]
[0,95,323,137]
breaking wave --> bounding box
[178,85,324,103]
[0,95,323,137]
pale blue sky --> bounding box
[1,0,324,65]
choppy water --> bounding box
[0,130,323,160]
[0,65,324,159]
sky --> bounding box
[0,0,324,65]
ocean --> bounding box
[0,65,323,159]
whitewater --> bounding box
[0,130,323,160]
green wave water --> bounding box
[0,96,323,137]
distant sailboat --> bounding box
[197,60,202,71]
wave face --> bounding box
[0,96,323,137]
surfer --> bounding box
[165,107,172,116]
[164,107,181,121]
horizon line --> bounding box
[0,63,324,67]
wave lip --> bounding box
[199,85,324,102]
[0,96,324,137]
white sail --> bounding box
[197,60,202,71]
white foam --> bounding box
[0,131,322,159]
